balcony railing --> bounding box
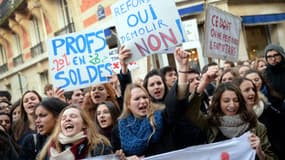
[54,23,75,36]
[13,54,24,67]
[31,42,44,58]
[0,63,8,74]
[0,0,25,25]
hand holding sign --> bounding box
[249,133,266,160]
[107,71,122,98]
[53,87,65,102]
[119,45,132,74]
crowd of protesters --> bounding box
[0,43,284,160]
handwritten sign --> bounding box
[109,48,139,73]
[47,28,112,91]
[111,0,186,62]
[204,5,241,61]
[145,132,255,160]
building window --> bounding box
[0,45,8,74]
[31,16,42,45]
[245,25,271,59]
[12,34,23,67]
[0,45,7,65]
[31,16,44,57]
[40,70,49,86]
[55,0,75,36]
[13,34,22,57]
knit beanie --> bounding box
[264,44,285,61]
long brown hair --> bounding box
[208,83,257,128]
[95,101,120,130]
[82,83,119,121]
[244,69,283,100]
[13,90,42,141]
[37,105,110,160]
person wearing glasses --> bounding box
[263,44,285,99]
[263,44,285,160]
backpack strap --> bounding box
[32,134,37,153]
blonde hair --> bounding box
[119,83,158,142]
[37,105,110,160]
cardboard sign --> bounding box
[204,5,241,61]
[111,0,187,62]
[109,48,139,73]
[47,28,112,91]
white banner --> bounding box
[111,0,187,62]
[144,132,255,160]
[84,154,118,160]
[204,5,241,62]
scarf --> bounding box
[253,100,265,117]
[49,134,88,160]
[218,115,249,138]
[58,131,86,144]
[119,111,163,156]
[267,61,285,73]
[49,131,88,160]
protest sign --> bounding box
[144,132,255,160]
[47,28,112,91]
[109,48,139,73]
[183,19,200,42]
[111,0,187,62]
[204,5,241,62]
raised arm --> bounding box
[117,45,132,97]
[174,47,190,99]
[119,45,131,75]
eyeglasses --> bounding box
[267,54,281,60]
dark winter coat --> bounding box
[0,129,19,160]
[20,133,47,160]
[164,82,207,149]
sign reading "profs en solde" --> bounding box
[47,28,112,91]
